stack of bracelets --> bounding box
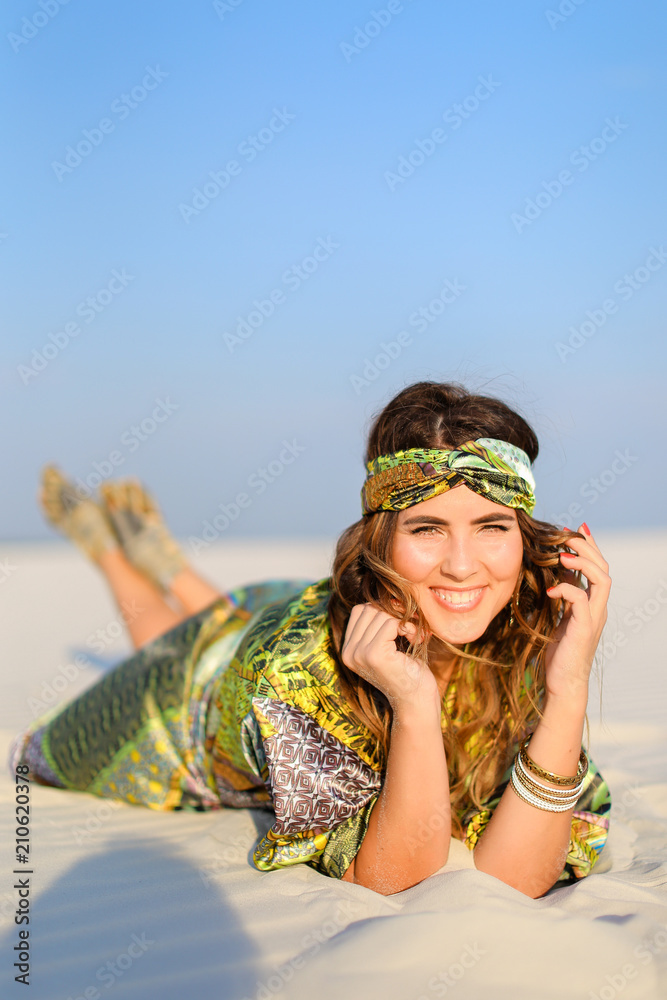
[510,734,589,813]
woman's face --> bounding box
[391,483,524,648]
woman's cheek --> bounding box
[393,539,437,576]
[489,540,523,580]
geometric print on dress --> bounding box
[252,697,381,836]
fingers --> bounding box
[342,604,421,679]
[546,582,588,624]
[559,523,611,608]
[547,578,608,632]
[562,523,610,574]
[398,620,422,643]
[342,604,398,657]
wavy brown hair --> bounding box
[328,380,587,839]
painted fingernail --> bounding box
[561,552,574,558]
[563,527,572,532]
[582,523,591,536]
[547,586,557,593]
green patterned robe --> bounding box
[11,578,611,883]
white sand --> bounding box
[1,533,666,999]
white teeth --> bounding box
[432,588,483,606]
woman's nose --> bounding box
[438,537,477,578]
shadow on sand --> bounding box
[1,838,267,1000]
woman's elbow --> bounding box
[473,849,562,898]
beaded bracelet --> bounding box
[519,734,588,787]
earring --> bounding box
[507,602,516,628]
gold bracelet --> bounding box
[513,755,582,801]
[519,734,588,787]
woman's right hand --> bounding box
[340,603,440,713]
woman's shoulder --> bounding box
[238,577,382,772]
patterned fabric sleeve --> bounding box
[462,750,612,886]
[248,698,382,875]
[211,580,385,878]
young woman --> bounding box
[11,381,612,898]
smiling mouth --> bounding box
[430,587,486,611]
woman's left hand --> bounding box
[544,522,611,703]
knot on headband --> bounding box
[360,437,536,516]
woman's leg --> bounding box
[40,465,205,649]
[99,479,223,616]
[96,547,186,649]
[164,567,224,617]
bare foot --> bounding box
[99,478,188,592]
[39,465,120,562]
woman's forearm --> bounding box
[472,692,588,898]
[343,694,451,895]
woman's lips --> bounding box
[429,586,486,612]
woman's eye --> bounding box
[410,524,509,535]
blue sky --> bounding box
[2,0,665,543]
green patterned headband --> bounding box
[361,437,536,516]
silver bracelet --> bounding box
[510,768,580,813]
[513,763,581,808]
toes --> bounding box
[126,478,148,517]
[99,479,124,509]
[99,480,142,538]
[39,465,78,520]
[137,482,160,519]
[41,463,62,483]
[101,477,161,524]
[41,464,68,497]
